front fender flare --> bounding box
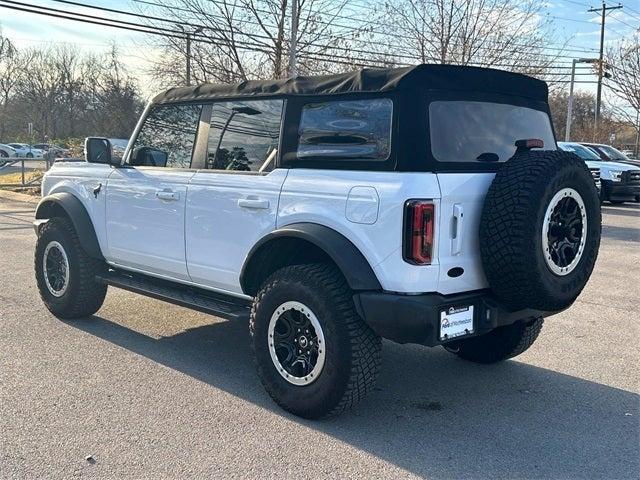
[35,192,103,260]
[240,222,381,295]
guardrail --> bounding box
[0,156,53,188]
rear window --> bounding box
[429,101,555,163]
[297,98,392,160]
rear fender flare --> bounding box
[240,222,381,296]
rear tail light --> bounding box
[403,200,435,265]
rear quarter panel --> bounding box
[277,169,442,293]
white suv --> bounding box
[33,65,602,419]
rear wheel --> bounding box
[35,217,107,319]
[0,149,8,158]
[445,318,544,364]
[250,263,381,419]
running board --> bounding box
[96,270,251,320]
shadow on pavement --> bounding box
[71,315,639,479]
[601,224,640,243]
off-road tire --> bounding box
[447,318,544,364]
[35,217,107,319]
[250,263,381,419]
[480,150,601,311]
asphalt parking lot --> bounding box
[1,195,638,479]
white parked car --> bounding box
[7,143,45,158]
[567,142,640,204]
[33,65,602,419]
[557,142,603,194]
[0,143,17,159]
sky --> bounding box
[0,0,639,101]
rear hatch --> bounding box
[429,100,556,295]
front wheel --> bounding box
[444,318,544,364]
[35,217,107,319]
[250,263,381,419]
[26,152,34,158]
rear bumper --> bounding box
[353,289,553,346]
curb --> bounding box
[0,189,40,205]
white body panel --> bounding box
[105,167,195,280]
[41,163,495,297]
[41,161,113,254]
[435,173,493,294]
[185,169,288,293]
[278,169,446,294]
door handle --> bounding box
[451,203,464,255]
[238,198,270,210]
[156,190,180,201]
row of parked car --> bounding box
[558,142,640,204]
[0,142,70,160]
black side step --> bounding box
[96,270,251,320]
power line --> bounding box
[0,0,605,81]
[136,0,599,56]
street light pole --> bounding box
[288,0,299,77]
[565,58,597,142]
[186,32,192,87]
[179,25,203,86]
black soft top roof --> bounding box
[152,64,548,105]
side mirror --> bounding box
[85,137,119,166]
[130,147,168,167]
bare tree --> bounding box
[606,34,639,154]
[141,0,361,87]
[381,0,564,79]
[0,29,21,140]
[606,34,640,113]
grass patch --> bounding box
[0,169,44,186]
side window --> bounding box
[297,98,392,160]
[130,104,202,168]
[206,100,284,172]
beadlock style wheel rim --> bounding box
[268,301,326,386]
[542,188,587,276]
[43,241,70,297]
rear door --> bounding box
[105,103,202,281]
[429,99,556,294]
[185,99,286,295]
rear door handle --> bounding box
[156,190,179,201]
[238,198,270,210]
[451,203,464,255]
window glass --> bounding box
[131,104,202,168]
[297,98,392,160]
[206,100,283,172]
[558,142,601,161]
[429,101,555,163]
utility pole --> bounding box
[566,58,598,141]
[588,2,622,137]
[288,0,299,77]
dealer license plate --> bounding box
[440,305,474,341]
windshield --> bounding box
[599,145,629,161]
[429,101,555,163]
[558,142,601,161]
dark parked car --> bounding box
[581,143,640,168]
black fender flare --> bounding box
[35,192,104,260]
[240,222,382,295]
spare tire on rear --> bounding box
[480,150,601,312]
